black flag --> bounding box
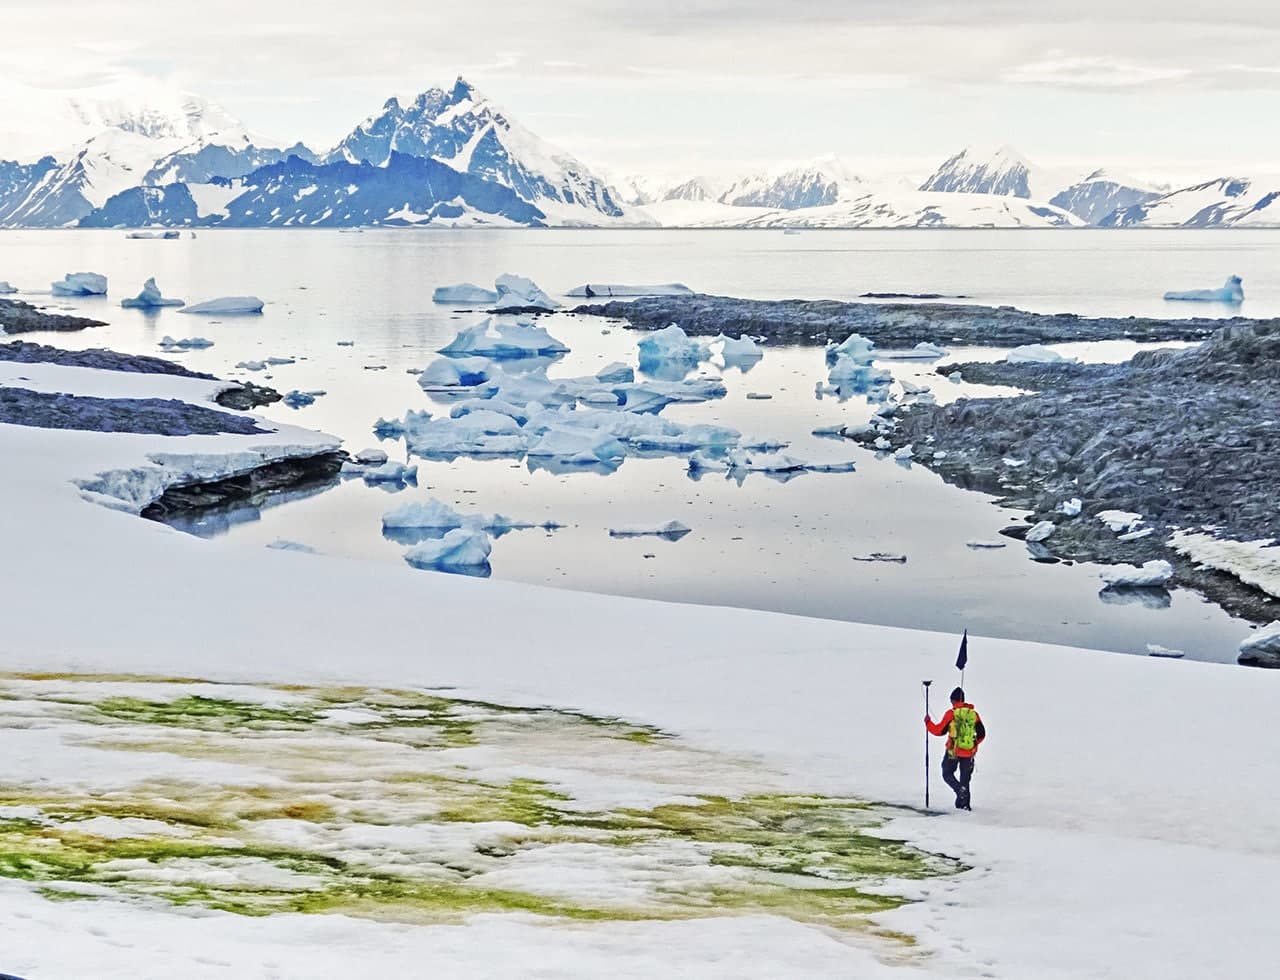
[956,630,968,671]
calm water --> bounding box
[4,228,1278,663]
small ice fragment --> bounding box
[0,281,17,294]
[745,392,772,400]
[1026,520,1056,542]
[404,527,492,572]
[439,318,569,358]
[1100,560,1174,589]
[363,461,418,484]
[1146,644,1185,658]
[157,336,213,351]
[1006,344,1078,365]
[236,360,267,372]
[596,362,635,384]
[383,498,464,530]
[266,540,317,554]
[353,448,388,465]
[179,296,264,315]
[852,552,906,563]
[1060,497,1083,517]
[893,444,914,460]
[966,540,1007,549]
[282,389,325,408]
[1117,527,1154,542]
[1097,510,1144,533]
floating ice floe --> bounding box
[566,283,693,298]
[826,333,893,394]
[494,274,560,311]
[1164,275,1243,304]
[51,272,107,296]
[353,448,388,465]
[403,409,528,458]
[236,360,267,372]
[282,390,325,409]
[899,379,932,396]
[714,333,764,363]
[121,278,184,309]
[417,357,492,392]
[266,356,296,366]
[966,539,1007,549]
[1006,345,1078,365]
[1097,510,1144,534]
[1100,560,1174,589]
[179,296,265,315]
[596,362,635,384]
[433,283,500,305]
[526,427,627,465]
[157,336,213,351]
[383,498,465,530]
[404,527,492,573]
[1026,520,1057,543]
[0,281,17,294]
[363,461,418,484]
[875,342,949,360]
[608,520,692,539]
[439,318,569,359]
[637,324,711,367]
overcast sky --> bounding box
[4,0,1279,182]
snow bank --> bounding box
[1169,531,1280,598]
[1164,275,1244,303]
[403,527,492,571]
[179,296,265,315]
[440,318,569,359]
[566,283,693,298]
[121,277,184,309]
[51,271,107,296]
[1006,344,1078,365]
[494,274,560,311]
[1100,560,1174,589]
[433,283,500,305]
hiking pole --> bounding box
[922,680,933,809]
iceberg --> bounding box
[0,281,17,294]
[157,336,213,351]
[363,461,418,484]
[433,283,500,305]
[876,342,949,360]
[608,520,692,539]
[1100,560,1174,589]
[383,498,465,530]
[526,427,627,464]
[566,283,693,298]
[826,333,876,365]
[1006,345,1078,365]
[403,410,528,458]
[596,362,635,384]
[51,272,107,296]
[282,389,325,408]
[179,296,265,315]
[353,448,389,465]
[121,277,184,309]
[1164,275,1244,304]
[828,357,893,392]
[493,274,560,311]
[404,527,492,573]
[637,325,711,366]
[416,357,492,391]
[714,333,764,362]
[439,318,569,359]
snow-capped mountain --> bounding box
[325,77,628,225]
[718,158,863,210]
[661,177,725,204]
[145,136,317,186]
[920,145,1042,198]
[1100,176,1280,228]
[1048,169,1163,226]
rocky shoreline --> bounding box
[0,298,107,333]
[577,294,1258,347]
[842,321,1279,658]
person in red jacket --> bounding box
[925,687,986,810]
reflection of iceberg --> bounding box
[439,317,569,358]
[1164,275,1243,303]
[1098,587,1172,609]
[608,520,692,540]
[404,528,492,575]
[433,283,499,304]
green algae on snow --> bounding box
[0,674,960,931]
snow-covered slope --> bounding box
[145,135,317,186]
[1101,176,1280,228]
[325,76,632,225]
[719,157,864,209]
[1048,169,1163,226]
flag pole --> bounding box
[922,680,932,809]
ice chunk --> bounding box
[714,334,763,362]
[403,410,528,458]
[1097,510,1144,533]
[236,360,267,372]
[827,333,876,365]
[362,461,418,484]
[282,390,325,408]
[179,296,265,315]
[51,272,107,296]
[417,357,492,391]
[439,318,569,359]
[1239,621,1280,667]
[493,274,560,311]
[608,520,692,539]
[1060,497,1083,517]
[1146,644,1185,659]
[373,417,405,439]
[966,539,1007,549]
[266,356,295,366]
[1026,520,1056,542]
[353,448,388,465]
[899,379,932,396]
[745,392,772,400]
[526,427,627,464]
[596,362,635,384]
[727,450,809,473]
[121,277,184,309]
[1100,560,1174,589]
[852,552,907,563]
[433,282,500,305]
[404,527,492,572]
[1117,527,1154,542]
[876,342,950,360]
[1164,275,1243,303]
[1006,344,1078,365]
[383,498,464,530]
[0,281,16,294]
[157,336,213,351]
[894,444,914,461]
[637,324,711,366]
[566,283,693,298]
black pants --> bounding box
[941,755,974,802]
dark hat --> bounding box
[950,687,965,703]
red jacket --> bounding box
[926,702,985,758]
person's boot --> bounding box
[954,794,964,809]
[959,788,972,811]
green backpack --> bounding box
[950,706,978,752]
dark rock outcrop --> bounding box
[0,299,107,334]
[0,388,267,436]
